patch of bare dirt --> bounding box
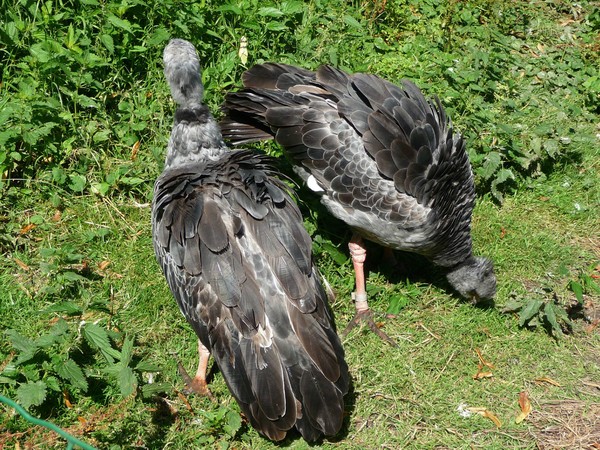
[529,400,600,449]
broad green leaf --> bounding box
[0,376,17,385]
[343,15,363,29]
[543,302,561,336]
[16,381,47,409]
[68,174,87,193]
[501,298,526,313]
[45,376,61,392]
[258,7,284,17]
[582,274,600,294]
[120,335,135,367]
[387,294,410,315]
[135,360,161,372]
[479,151,502,180]
[569,280,584,304]
[281,1,303,14]
[100,34,114,54]
[266,22,288,31]
[82,323,120,362]
[321,241,348,265]
[118,366,137,397]
[518,299,543,326]
[35,319,69,348]
[120,177,144,186]
[42,302,83,315]
[55,359,88,392]
[5,329,37,353]
[60,271,87,282]
[147,27,170,46]
[107,15,133,32]
[141,382,170,398]
[224,410,242,437]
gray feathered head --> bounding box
[163,38,204,106]
[446,256,496,304]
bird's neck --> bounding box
[164,104,227,170]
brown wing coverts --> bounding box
[152,150,348,441]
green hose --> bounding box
[0,394,97,450]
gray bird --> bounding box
[220,63,497,344]
[152,41,349,441]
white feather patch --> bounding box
[306,175,325,193]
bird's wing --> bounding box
[152,150,348,441]
[221,64,430,227]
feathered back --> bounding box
[220,64,476,266]
[153,42,349,441]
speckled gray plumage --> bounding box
[153,42,348,441]
[220,63,496,302]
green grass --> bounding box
[1,0,599,448]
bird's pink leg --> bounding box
[349,235,369,313]
[178,340,213,397]
[342,234,397,346]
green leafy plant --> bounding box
[1,318,165,410]
[502,295,572,338]
[569,266,600,305]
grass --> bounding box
[1,0,599,448]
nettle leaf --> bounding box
[100,34,114,54]
[224,410,242,437]
[569,280,584,304]
[479,151,502,180]
[68,174,87,193]
[343,14,363,29]
[35,319,69,348]
[141,382,170,398]
[518,299,543,327]
[42,301,83,315]
[543,302,561,336]
[5,329,37,354]
[387,294,410,315]
[120,335,135,367]
[501,297,526,313]
[118,366,137,397]
[55,359,88,392]
[135,360,161,372]
[16,380,47,409]
[147,27,170,46]
[82,323,121,363]
[59,271,87,282]
[258,6,284,17]
[107,15,133,33]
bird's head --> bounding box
[163,38,204,107]
[445,256,496,304]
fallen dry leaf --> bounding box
[51,210,62,222]
[14,257,30,271]
[535,376,562,387]
[98,260,111,271]
[176,390,194,413]
[585,320,599,333]
[63,390,73,408]
[131,141,140,160]
[19,223,35,235]
[468,407,502,428]
[473,371,494,380]
[515,391,532,424]
[475,348,495,369]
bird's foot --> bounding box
[341,303,397,347]
[176,360,214,398]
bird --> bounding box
[152,40,349,442]
[219,63,497,344]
